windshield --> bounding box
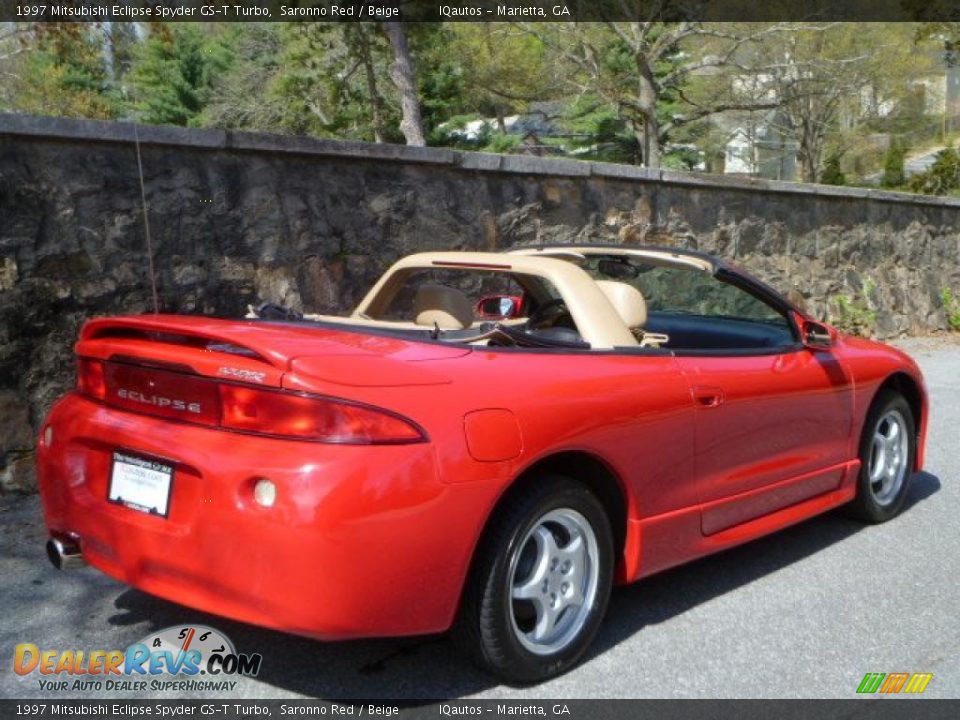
[577,255,787,325]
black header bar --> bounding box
[1,0,960,23]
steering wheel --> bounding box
[526,298,573,331]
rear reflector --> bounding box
[76,357,106,401]
[76,358,425,445]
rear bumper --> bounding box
[36,393,494,639]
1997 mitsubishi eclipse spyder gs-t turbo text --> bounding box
[37,244,928,682]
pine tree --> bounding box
[128,24,231,126]
[819,152,847,185]
[881,142,907,188]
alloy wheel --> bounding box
[508,508,600,655]
[867,409,909,506]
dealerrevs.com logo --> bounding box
[14,625,262,693]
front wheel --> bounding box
[845,390,916,523]
[454,477,614,683]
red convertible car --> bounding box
[37,244,927,682]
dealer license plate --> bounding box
[108,451,174,518]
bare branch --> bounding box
[664,88,781,133]
[661,23,802,86]
[603,21,636,51]
[516,22,593,75]
[648,21,696,63]
[337,58,363,84]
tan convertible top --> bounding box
[285,246,718,349]
[353,252,638,348]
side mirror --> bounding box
[476,295,524,320]
[796,314,836,350]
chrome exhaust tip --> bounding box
[46,536,86,570]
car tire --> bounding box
[453,476,614,684]
[844,390,916,524]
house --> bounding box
[714,110,799,180]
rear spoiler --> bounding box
[78,315,329,371]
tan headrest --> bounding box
[413,283,474,330]
[596,280,647,329]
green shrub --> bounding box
[908,147,960,195]
[819,153,847,186]
[830,280,876,337]
[484,133,522,154]
[942,287,960,331]
[881,143,907,188]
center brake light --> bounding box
[76,358,426,445]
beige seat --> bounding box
[595,280,668,348]
[413,284,474,330]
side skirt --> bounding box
[617,460,860,584]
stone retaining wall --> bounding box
[2,113,959,492]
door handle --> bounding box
[692,386,725,408]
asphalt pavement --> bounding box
[1,336,957,700]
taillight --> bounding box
[76,358,106,401]
[219,384,424,444]
[77,357,425,445]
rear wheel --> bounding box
[845,390,916,523]
[454,477,614,683]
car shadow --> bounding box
[107,471,941,700]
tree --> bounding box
[383,21,425,146]
[446,23,555,130]
[882,141,907,188]
[752,23,938,182]
[562,96,643,164]
[0,24,26,110]
[276,23,403,141]
[522,22,790,168]
[915,22,960,65]
[8,23,119,119]
[128,23,231,126]
[202,23,464,145]
[819,151,846,185]
[0,23,26,65]
[352,24,389,142]
[203,22,459,146]
[101,22,139,84]
[200,24,285,132]
[408,24,471,139]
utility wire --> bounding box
[133,122,160,314]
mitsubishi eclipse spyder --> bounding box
[37,244,928,683]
